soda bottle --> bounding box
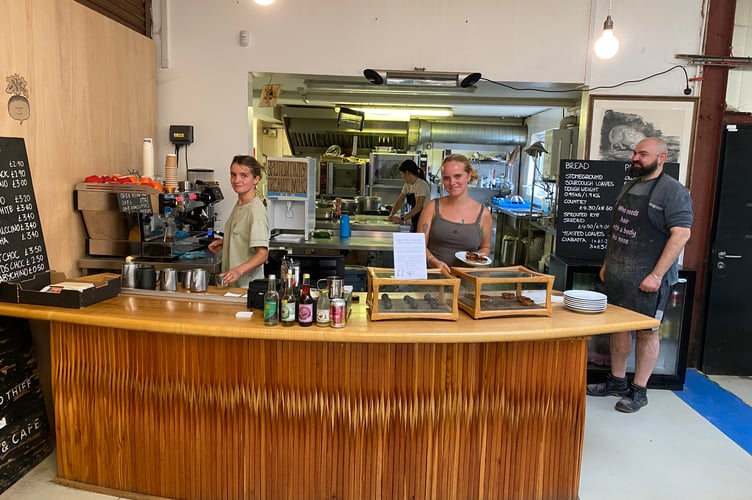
[263,275,279,327]
[316,287,330,327]
[281,272,296,327]
[297,273,314,327]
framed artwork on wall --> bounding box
[585,95,699,185]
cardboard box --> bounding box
[0,271,120,308]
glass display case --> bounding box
[548,254,695,390]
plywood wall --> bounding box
[0,0,155,278]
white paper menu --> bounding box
[392,233,428,280]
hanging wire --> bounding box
[480,65,691,94]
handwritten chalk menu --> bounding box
[555,160,680,260]
[0,138,49,282]
[116,191,153,213]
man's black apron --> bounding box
[604,173,669,317]
[405,192,422,233]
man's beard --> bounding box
[628,158,660,177]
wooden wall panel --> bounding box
[0,0,155,279]
[51,323,587,500]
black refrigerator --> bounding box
[549,255,695,390]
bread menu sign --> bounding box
[0,137,49,282]
[555,159,679,261]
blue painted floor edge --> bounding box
[673,368,752,455]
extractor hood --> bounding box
[281,105,409,156]
[280,105,528,157]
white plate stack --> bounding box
[563,290,608,314]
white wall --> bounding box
[728,0,752,111]
[153,0,705,229]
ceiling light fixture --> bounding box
[363,69,482,88]
[336,106,453,121]
[594,1,619,59]
[253,0,275,5]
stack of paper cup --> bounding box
[142,138,154,178]
[164,153,178,190]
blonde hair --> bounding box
[441,154,479,182]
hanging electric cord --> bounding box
[481,65,692,95]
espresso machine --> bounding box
[75,182,224,259]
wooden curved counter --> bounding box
[0,292,657,500]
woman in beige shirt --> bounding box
[208,155,269,287]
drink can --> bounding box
[330,298,346,328]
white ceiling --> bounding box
[250,72,585,123]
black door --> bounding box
[702,124,752,375]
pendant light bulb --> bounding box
[594,15,619,59]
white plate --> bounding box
[564,298,607,307]
[455,251,492,266]
[564,304,607,314]
[563,290,608,301]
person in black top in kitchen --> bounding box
[387,159,431,232]
[587,137,693,412]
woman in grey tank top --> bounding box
[418,154,493,271]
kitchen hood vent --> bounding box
[281,106,408,156]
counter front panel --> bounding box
[52,322,586,499]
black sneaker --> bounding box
[586,373,628,397]
[615,383,648,413]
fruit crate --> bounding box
[366,267,460,321]
[452,266,554,319]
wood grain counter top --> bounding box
[0,289,658,343]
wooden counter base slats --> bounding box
[51,322,586,500]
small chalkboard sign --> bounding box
[0,138,49,283]
[555,160,679,261]
[116,191,153,214]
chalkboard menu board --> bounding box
[0,138,49,283]
[116,191,153,213]
[555,160,679,261]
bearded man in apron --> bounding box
[587,137,693,413]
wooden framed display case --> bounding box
[453,266,554,319]
[366,267,459,321]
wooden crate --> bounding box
[453,266,554,319]
[366,267,460,321]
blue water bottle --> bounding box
[340,213,351,239]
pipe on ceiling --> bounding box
[412,121,527,146]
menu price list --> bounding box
[555,160,628,261]
[555,160,681,261]
[0,138,49,283]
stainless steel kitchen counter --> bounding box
[271,231,398,252]
[315,214,401,233]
